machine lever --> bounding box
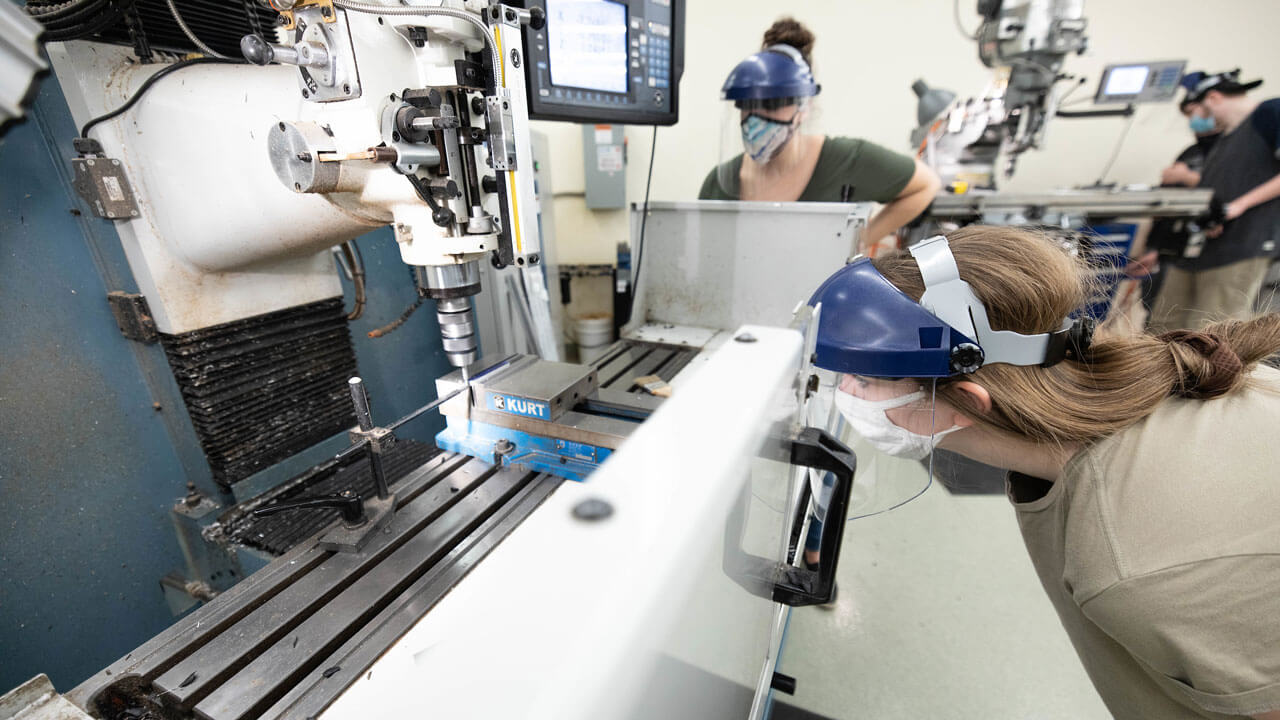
[253,490,367,527]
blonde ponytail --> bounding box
[871,226,1280,445]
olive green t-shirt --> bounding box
[697,136,916,203]
[1008,366,1280,719]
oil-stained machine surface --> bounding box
[70,453,562,720]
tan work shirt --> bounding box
[1008,367,1280,719]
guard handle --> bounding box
[253,491,366,526]
[772,426,856,606]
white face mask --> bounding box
[834,388,961,461]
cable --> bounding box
[1055,76,1089,107]
[368,266,425,339]
[628,126,658,312]
[953,0,978,40]
[340,241,366,321]
[330,0,501,91]
[1095,110,1138,185]
[164,0,228,58]
[79,57,239,140]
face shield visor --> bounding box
[715,44,820,200]
[803,370,944,526]
[803,236,1093,522]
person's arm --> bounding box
[1160,161,1200,187]
[863,158,940,249]
[1209,172,1280,238]
[1224,172,1280,221]
[1254,710,1280,720]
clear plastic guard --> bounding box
[806,372,936,524]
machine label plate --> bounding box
[488,393,550,420]
[555,439,598,463]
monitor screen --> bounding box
[1103,66,1150,97]
[546,0,629,94]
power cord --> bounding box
[79,57,240,140]
[1095,110,1138,186]
[953,0,979,40]
[628,126,658,314]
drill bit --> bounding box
[460,364,471,419]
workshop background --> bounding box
[2,0,1278,713]
[537,0,1280,267]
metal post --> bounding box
[348,377,389,499]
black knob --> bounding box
[240,34,274,66]
[481,175,498,193]
[432,207,455,227]
[528,6,546,30]
[253,491,367,526]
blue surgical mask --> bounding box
[1189,115,1215,134]
[741,111,798,164]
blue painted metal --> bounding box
[721,47,820,102]
[0,78,195,694]
[1081,223,1138,320]
[436,418,612,483]
[485,392,551,420]
[0,75,454,693]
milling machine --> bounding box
[5,1,863,718]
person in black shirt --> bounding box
[1148,69,1280,332]
[1134,94,1222,311]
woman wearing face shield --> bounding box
[809,225,1280,720]
[698,18,940,251]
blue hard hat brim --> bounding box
[808,258,975,378]
[720,50,821,103]
[722,83,821,101]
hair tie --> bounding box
[1156,329,1244,398]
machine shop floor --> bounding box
[775,441,1110,720]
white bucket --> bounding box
[573,314,614,363]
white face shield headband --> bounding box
[908,236,1091,372]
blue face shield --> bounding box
[740,110,799,164]
[807,236,1093,378]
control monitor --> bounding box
[520,0,683,125]
[1094,60,1187,104]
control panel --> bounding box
[1094,60,1187,104]
[520,0,684,125]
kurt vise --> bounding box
[435,355,662,481]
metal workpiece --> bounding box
[72,452,562,720]
[927,188,1215,219]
